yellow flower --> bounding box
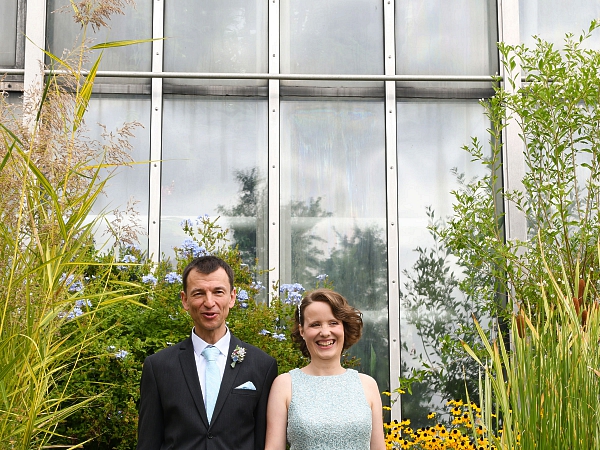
[427,412,436,419]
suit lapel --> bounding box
[209,335,243,427]
[178,337,210,427]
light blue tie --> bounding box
[202,345,220,423]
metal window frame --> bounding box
[9,0,529,425]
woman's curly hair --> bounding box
[291,288,363,358]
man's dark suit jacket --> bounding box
[136,334,278,450]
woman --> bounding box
[265,288,386,450]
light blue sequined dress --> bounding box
[287,368,372,450]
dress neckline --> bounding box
[296,368,350,378]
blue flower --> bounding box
[68,280,84,293]
[280,283,305,294]
[180,218,195,229]
[67,306,84,320]
[239,302,248,309]
[164,272,182,284]
[259,329,271,336]
[142,274,157,285]
[75,299,92,308]
[180,239,210,258]
[196,214,210,224]
[117,254,137,270]
[237,289,249,301]
[273,333,286,341]
[251,281,265,291]
[121,254,137,264]
[60,273,84,293]
[124,243,140,252]
[279,283,305,305]
[114,350,129,360]
[316,274,328,281]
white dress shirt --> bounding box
[191,328,231,405]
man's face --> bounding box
[181,267,236,344]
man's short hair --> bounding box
[182,256,235,292]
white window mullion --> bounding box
[498,0,527,245]
[23,0,46,127]
[268,0,281,302]
[384,0,401,421]
[148,0,164,262]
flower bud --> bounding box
[516,310,526,339]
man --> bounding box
[137,255,278,450]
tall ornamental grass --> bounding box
[464,255,600,449]
[433,21,600,448]
[0,1,151,448]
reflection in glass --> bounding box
[281,0,383,75]
[520,1,600,48]
[161,97,268,272]
[86,96,151,252]
[397,100,490,426]
[280,99,388,388]
[0,1,18,67]
[396,0,497,76]
[164,0,268,87]
[46,0,152,84]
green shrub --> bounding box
[51,216,316,449]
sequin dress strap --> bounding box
[287,368,372,450]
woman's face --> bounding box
[300,301,345,361]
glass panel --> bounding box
[280,0,384,88]
[0,1,18,67]
[280,99,388,388]
[86,95,151,252]
[520,1,600,48]
[397,100,490,426]
[396,0,497,76]
[161,97,268,274]
[46,0,152,84]
[164,0,268,88]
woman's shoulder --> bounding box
[357,372,380,394]
[273,371,293,388]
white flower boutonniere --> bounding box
[231,345,246,368]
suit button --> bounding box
[208,433,213,439]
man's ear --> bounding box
[181,290,189,311]
[228,288,236,308]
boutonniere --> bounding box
[231,345,246,368]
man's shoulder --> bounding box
[144,337,190,362]
[231,335,276,364]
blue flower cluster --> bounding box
[60,273,84,293]
[180,215,211,231]
[259,329,286,341]
[180,238,210,258]
[60,299,92,320]
[279,283,305,305]
[164,272,182,284]
[180,218,195,229]
[251,280,265,291]
[117,253,137,271]
[114,350,129,360]
[316,274,328,281]
[236,289,249,308]
[142,274,157,285]
[108,346,129,360]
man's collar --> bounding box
[191,327,231,358]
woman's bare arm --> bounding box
[264,373,292,450]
